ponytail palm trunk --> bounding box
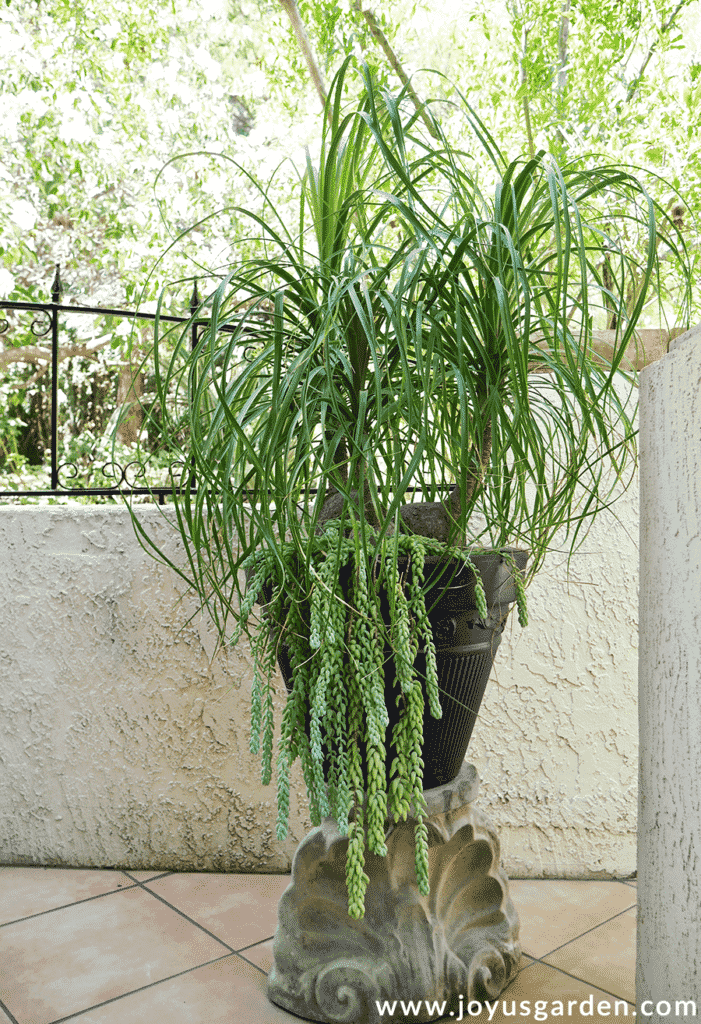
[131,58,690,918]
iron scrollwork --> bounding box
[30,310,53,339]
[0,265,226,502]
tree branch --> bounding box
[11,362,52,390]
[0,339,110,372]
[556,0,571,112]
[278,0,329,115]
[626,0,690,102]
[351,0,441,141]
[519,23,536,160]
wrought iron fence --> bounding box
[0,264,232,504]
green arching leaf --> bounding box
[123,54,694,918]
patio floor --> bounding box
[0,868,637,1023]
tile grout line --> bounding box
[518,956,636,1009]
[508,928,638,1005]
[118,873,281,964]
[0,881,143,928]
[41,949,637,1024]
[120,871,174,883]
[521,897,638,962]
[1,872,253,958]
[235,944,274,978]
[0,873,178,929]
[4,872,278,1022]
[112,873,244,955]
[44,952,254,1024]
[43,946,637,1024]
[236,935,276,954]
[515,898,638,1004]
[0,997,21,1024]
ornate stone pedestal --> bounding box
[267,763,521,1023]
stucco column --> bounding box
[638,324,701,1018]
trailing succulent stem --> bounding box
[500,550,529,627]
[240,515,520,919]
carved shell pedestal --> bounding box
[266,762,521,1023]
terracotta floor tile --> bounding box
[0,874,640,1024]
[0,885,229,1024]
[239,937,275,973]
[0,867,134,926]
[543,906,636,1003]
[508,879,637,959]
[142,872,291,949]
[61,954,309,1024]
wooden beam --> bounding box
[527,327,688,375]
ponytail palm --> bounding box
[132,58,690,917]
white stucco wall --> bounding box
[637,323,701,1015]
[0,480,639,876]
[474,479,639,879]
[0,505,312,872]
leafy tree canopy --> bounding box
[1,0,699,309]
[0,0,698,494]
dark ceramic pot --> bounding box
[276,547,529,791]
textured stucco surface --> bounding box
[471,476,639,878]
[0,505,312,871]
[1,473,639,875]
[637,323,701,1012]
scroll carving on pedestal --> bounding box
[267,763,521,1024]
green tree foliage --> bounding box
[1,0,274,304]
[284,0,699,322]
[0,0,313,490]
[1,0,698,496]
